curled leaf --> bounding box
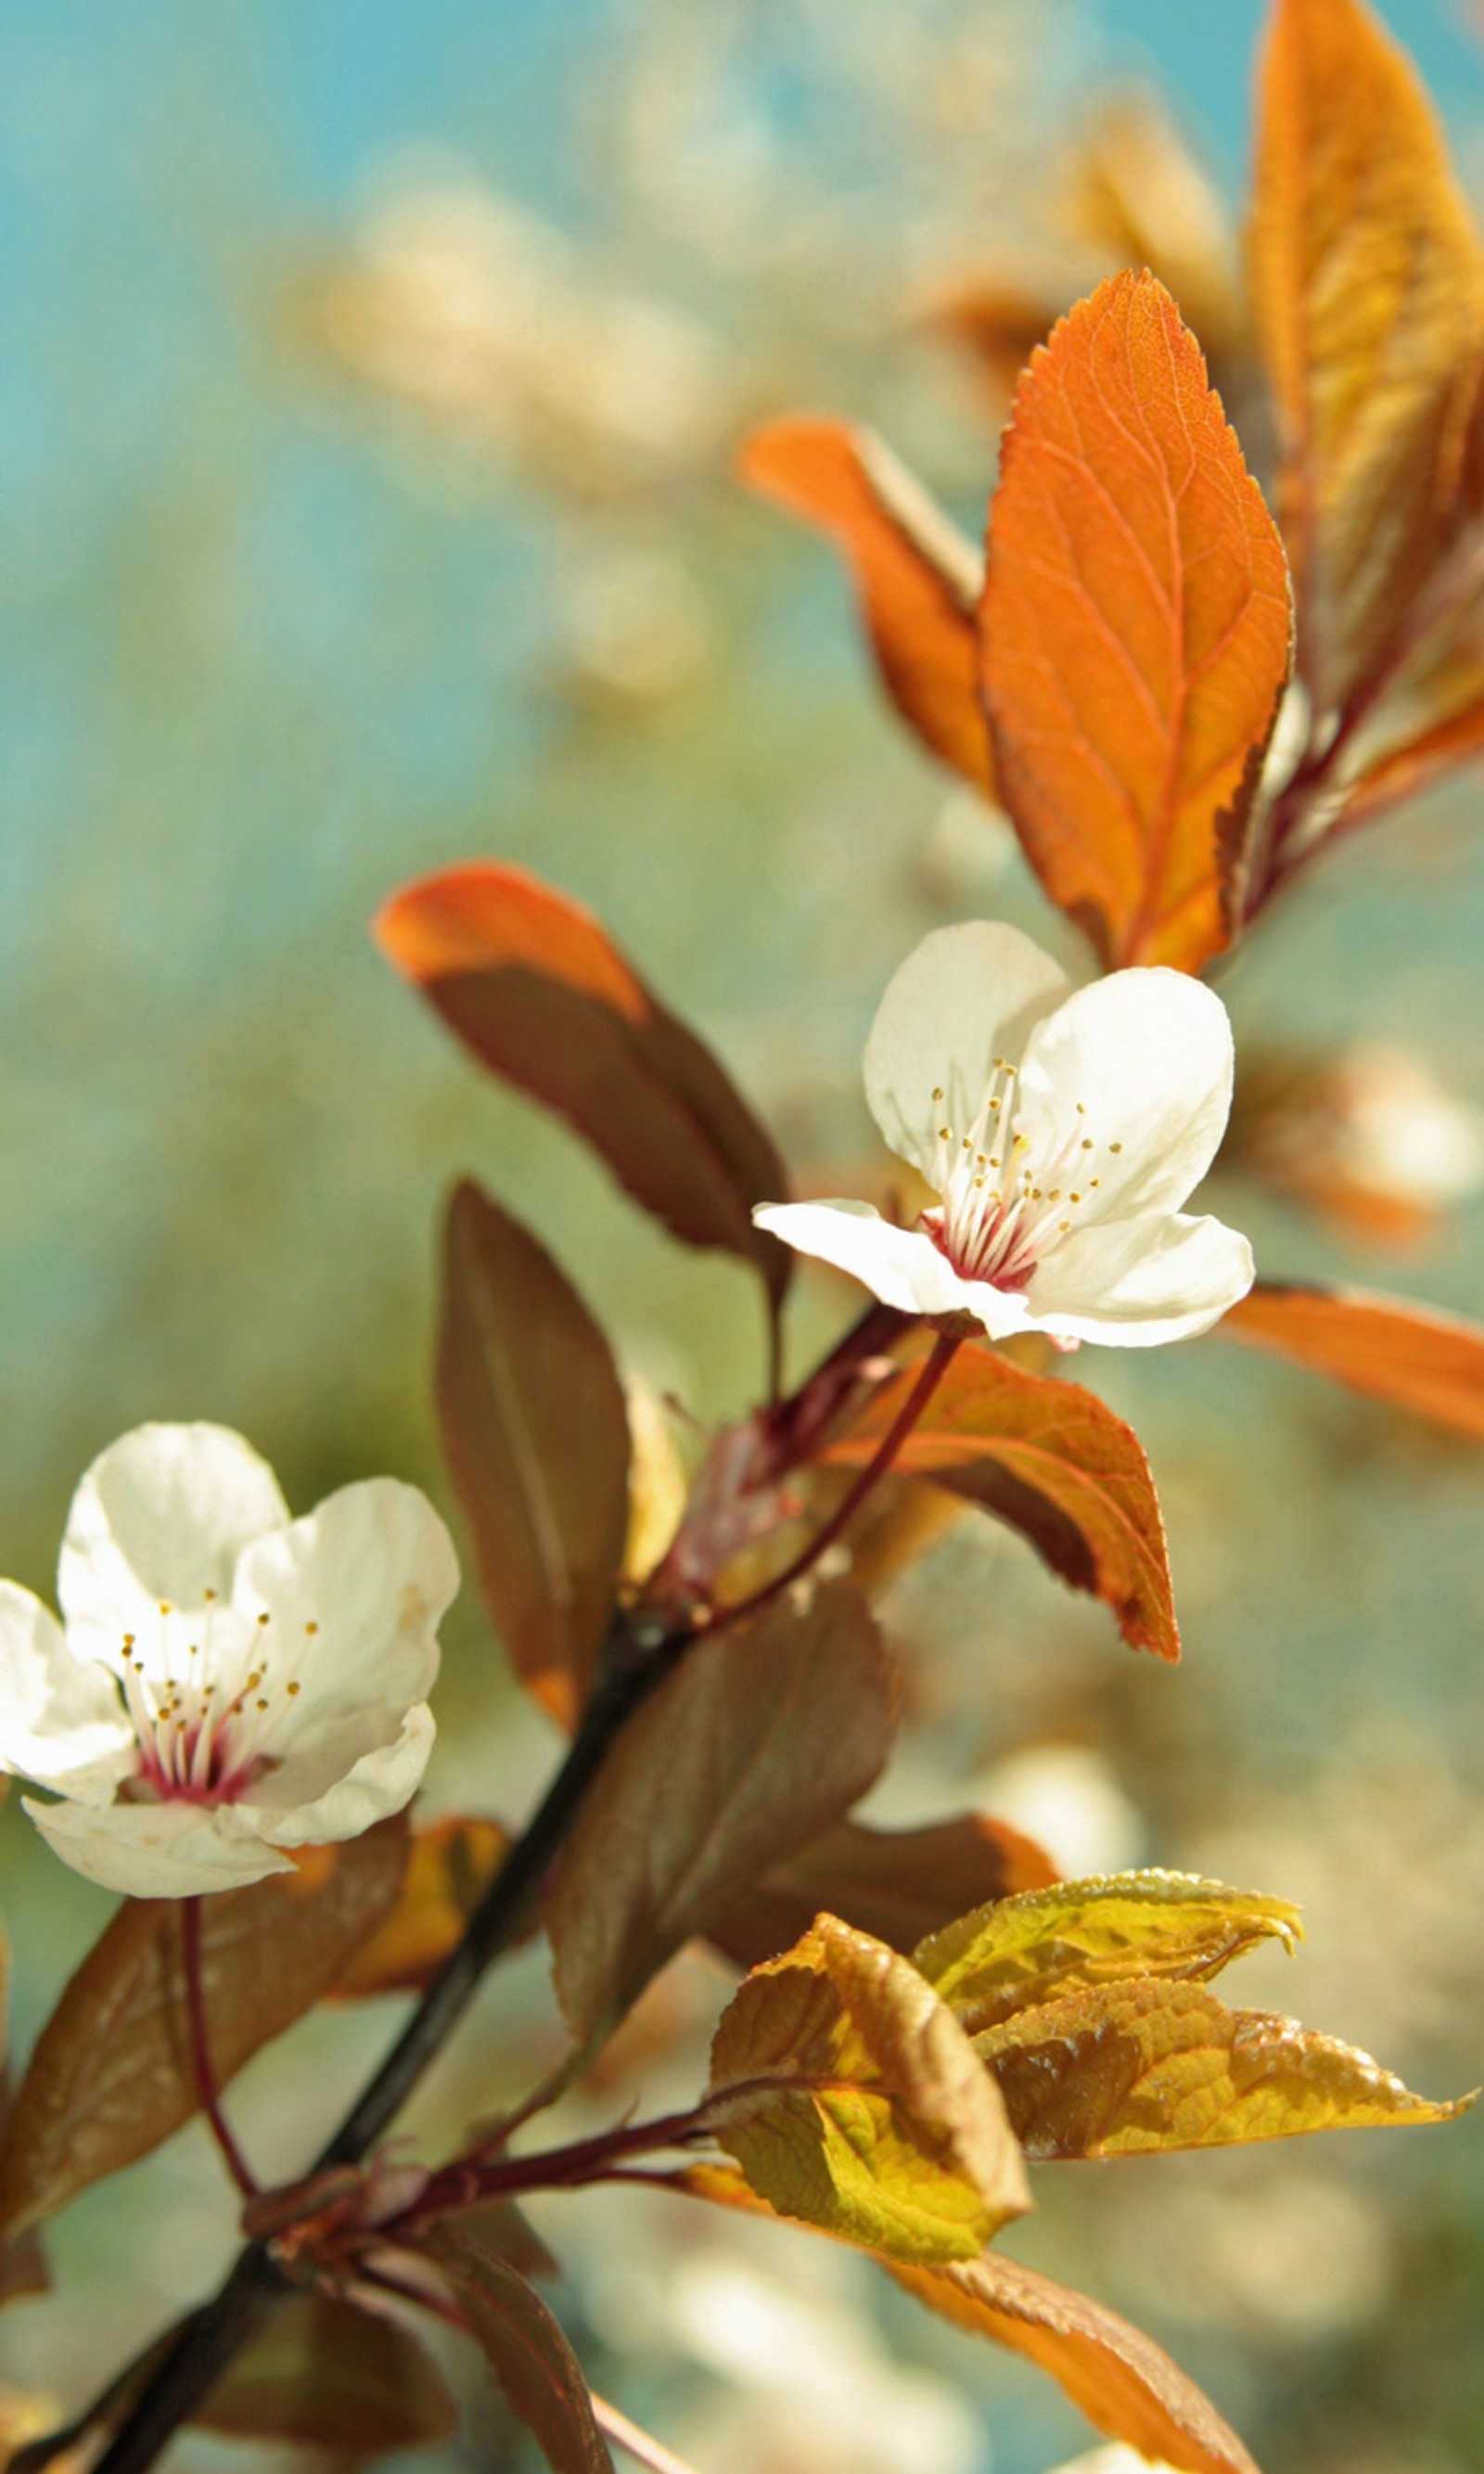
[378,861,790,1301]
[709,1913,1030,2264]
[440,1181,632,1726]
[549,1580,895,2046]
[0,1820,409,2238]
[1220,1279,1484,1442]
[891,2252,1260,2474]
[825,1341,1178,1659]
[708,1812,1058,1974]
[976,1977,1474,2159]
[916,1870,1300,2035]
[739,417,994,794]
[980,269,1292,970]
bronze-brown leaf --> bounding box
[439,1182,632,1727]
[0,1820,409,2238]
[377,861,790,1304]
[548,1580,895,2047]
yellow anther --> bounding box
[1110,1141,1123,1153]
[932,1085,944,1101]
[1081,1138,1094,1150]
[287,1681,301,1697]
[305,1621,319,1636]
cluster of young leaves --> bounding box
[741,0,1484,1450]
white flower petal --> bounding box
[1014,968,1235,1223]
[864,922,1073,1185]
[1025,1211,1255,1347]
[23,1792,296,1898]
[232,1479,458,1732]
[0,1583,134,1801]
[59,1423,289,1673]
[753,1201,1038,1340]
[756,1200,971,1317]
[239,1701,435,1847]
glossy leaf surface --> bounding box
[0,1820,408,2237]
[333,1813,511,1997]
[917,1871,1300,2034]
[440,1181,631,1726]
[379,862,791,1301]
[1249,0,1482,704]
[549,1580,894,2045]
[709,1811,1058,1973]
[709,1913,1030,2263]
[977,1977,1473,2159]
[891,2253,1260,2474]
[430,2229,613,2474]
[1221,1280,1484,1442]
[739,417,994,795]
[980,270,1292,970]
[825,1342,1178,1659]
[197,2293,458,2452]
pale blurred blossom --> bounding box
[306,173,739,498]
[556,546,714,704]
[1235,1045,1484,1245]
[667,2257,979,2474]
[966,1741,1143,1878]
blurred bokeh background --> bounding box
[4,2,1484,2468]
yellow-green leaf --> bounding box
[891,2252,1260,2474]
[976,1978,1474,2159]
[708,1913,1030,2264]
[915,1870,1300,2035]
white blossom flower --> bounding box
[756,921,1253,1349]
[0,1424,458,1898]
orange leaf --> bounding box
[377,863,790,1303]
[976,1977,1473,2158]
[823,1341,1178,1660]
[708,1812,1058,1973]
[890,2252,1260,2474]
[332,1814,511,1998]
[980,269,1292,971]
[739,418,995,796]
[439,1182,632,1727]
[1220,1279,1484,1442]
[672,2163,1258,2474]
[1249,0,1484,708]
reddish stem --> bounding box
[181,1898,259,2202]
[709,1327,961,1635]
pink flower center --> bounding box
[925,1057,1123,1290]
[115,1594,313,1807]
